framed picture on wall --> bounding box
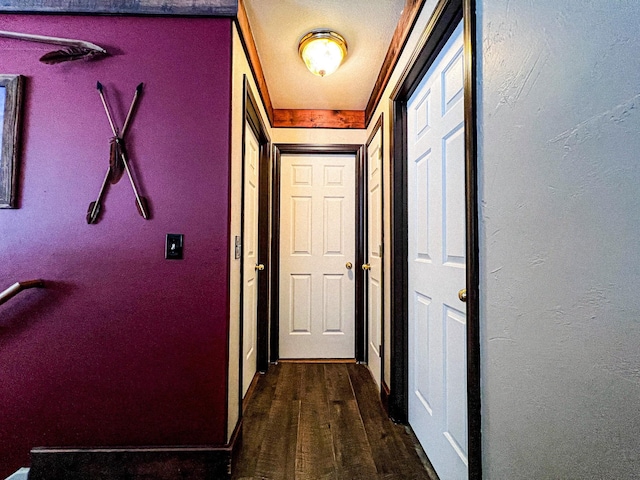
[1,74,24,208]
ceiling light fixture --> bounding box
[298,30,348,77]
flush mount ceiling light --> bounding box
[298,30,348,77]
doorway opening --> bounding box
[270,144,366,363]
[389,0,480,478]
[239,76,271,405]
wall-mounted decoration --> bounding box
[0,75,24,209]
[0,31,107,64]
[87,81,150,224]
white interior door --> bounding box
[242,121,260,397]
[407,23,467,480]
[279,153,355,359]
[366,128,383,388]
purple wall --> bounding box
[0,15,232,476]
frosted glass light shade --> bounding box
[298,30,347,77]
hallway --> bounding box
[233,363,435,480]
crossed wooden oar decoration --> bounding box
[87,82,150,224]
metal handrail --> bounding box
[0,279,45,306]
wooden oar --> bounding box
[0,30,107,64]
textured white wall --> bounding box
[478,1,640,477]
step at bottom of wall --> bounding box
[5,468,29,480]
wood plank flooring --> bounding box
[233,363,437,480]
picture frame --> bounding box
[0,74,24,208]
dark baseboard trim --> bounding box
[30,427,244,480]
[229,417,244,476]
[381,380,391,415]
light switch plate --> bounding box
[166,234,183,260]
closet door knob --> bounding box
[458,289,467,302]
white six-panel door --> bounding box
[279,154,356,359]
[366,128,384,388]
[407,23,467,480]
[242,121,259,397]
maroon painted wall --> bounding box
[0,15,232,476]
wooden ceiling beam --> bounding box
[273,109,365,129]
[365,0,425,125]
[236,0,275,125]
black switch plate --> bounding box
[165,234,183,260]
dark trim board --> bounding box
[29,444,239,480]
[381,380,391,415]
[389,88,409,425]
[235,0,274,126]
[463,1,481,476]
[271,144,366,362]
[389,0,481,478]
[354,145,366,362]
[0,0,237,15]
[365,0,425,127]
[269,144,281,364]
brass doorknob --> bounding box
[458,289,467,302]
[255,264,265,271]
[346,262,353,270]
[362,264,371,271]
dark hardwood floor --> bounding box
[233,362,437,480]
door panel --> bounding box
[443,124,466,266]
[279,154,355,359]
[407,22,467,480]
[366,125,384,387]
[242,121,260,397]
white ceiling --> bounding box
[243,0,405,111]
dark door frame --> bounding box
[389,0,481,478]
[239,75,271,407]
[270,143,366,363]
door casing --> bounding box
[390,0,481,478]
[239,76,271,406]
[270,144,366,362]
